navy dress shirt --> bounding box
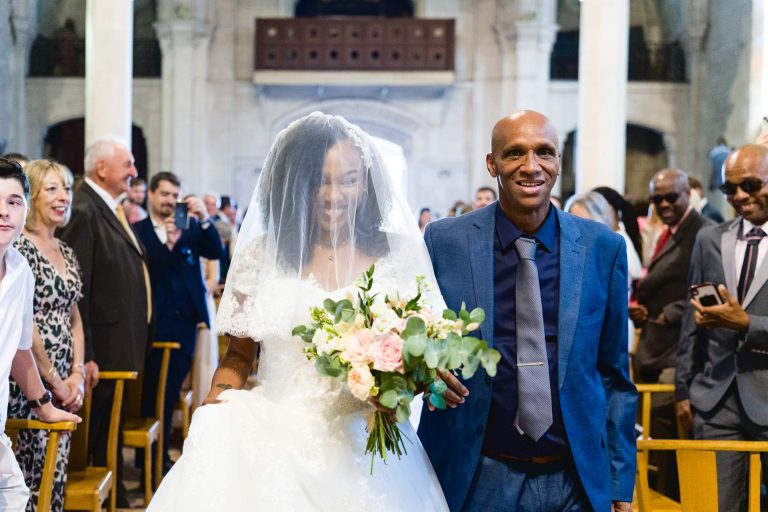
[481,204,568,458]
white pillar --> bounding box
[155,17,211,193]
[8,0,34,154]
[85,0,133,147]
[575,0,629,193]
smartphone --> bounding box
[174,202,189,230]
[690,282,723,307]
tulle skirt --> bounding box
[147,388,449,512]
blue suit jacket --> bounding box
[417,203,637,511]
[133,217,224,356]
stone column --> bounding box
[494,0,558,115]
[7,0,35,154]
[155,9,211,192]
[85,0,134,146]
[575,0,630,193]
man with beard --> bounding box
[133,172,223,472]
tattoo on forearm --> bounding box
[215,383,233,391]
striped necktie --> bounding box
[737,226,766,304]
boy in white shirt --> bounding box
[0,158,80,510]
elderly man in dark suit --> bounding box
[57,136,151,506]
[630,169,712,499]
[632,169,713,383]
[419,111,636,512]
[133,172,223,472]
[677,144,768,512]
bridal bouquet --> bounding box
[292,265,500,471]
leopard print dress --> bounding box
[8,233,83,512]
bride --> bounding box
[148,112,449,511]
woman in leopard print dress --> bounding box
[8,160,86,512]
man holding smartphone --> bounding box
[677,144,768,512]
[133,172,224,472]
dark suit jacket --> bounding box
[132,217,224,356]
[57,183,150,371]
[634,210,713,376]
[677,220,768,426]
[418,204,637,512]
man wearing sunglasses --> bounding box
[677,144,768,512]
[630,169,713,498]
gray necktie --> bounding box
[514,236,553,441]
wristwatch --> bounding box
[201,219,212,229]
[28,390,52,409]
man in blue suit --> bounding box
[418,111,637,511]
[133,172,224,471]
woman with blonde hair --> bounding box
[8,159,86,511]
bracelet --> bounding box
[72,363,85,375]
[28,390,52,409]
[45,365,56,381]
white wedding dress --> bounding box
[148,251,449,512]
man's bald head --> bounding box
[485,110,561,231]
[490,110,560,155]
[724,144,768,225]
[650,168,690,226]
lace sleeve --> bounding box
[216,238,282,342]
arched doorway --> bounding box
[560,123,668,206]
[42,118,149,179]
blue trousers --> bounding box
[462,455,590,512]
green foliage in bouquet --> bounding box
[292,265,500,472]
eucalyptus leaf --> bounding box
[469,307,485,325]
[424,340,440,368]
[395,405,410,424]
[442,308,458,321]
[461,357,481,379]
[379,389,398,409]
[429,380,447,395]
[323,299,337,315]
[429,392,446,409]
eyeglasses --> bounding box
[718,178,768,195]
[650,193,680,205]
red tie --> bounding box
[651,228,671,262]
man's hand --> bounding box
[628,304,648,324]
[676,399,693,436]
[691,285,749,331]
[84,360,99,392]
[35,401,82,424]
[425,370,468,411]
[186,197,209,223]
[611,500,632,511]
[164,215,182,249]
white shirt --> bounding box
[734,219,768,288]
[0,247,35,432]
[85,176,120,218]
[151,215,168,245]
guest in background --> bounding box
[689,175,725,224]
[7,160,87,511]
[566,191,635,351]
[447,200,471,218]
[215,196,238,281]
[418,207,432,234]
[473,186,497,210]
[202,192,221,221]
[123,177,148,224]
[133,172,223,472]
[0,158,81,512]
[1,153,30,169]
[593,186,644,282]
[57,137,150,506]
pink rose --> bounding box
[344,329,374,364]
[369,332,404,373]
[347,364,375,401]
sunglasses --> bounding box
[650,193,679,205]
[718,178,768,195]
